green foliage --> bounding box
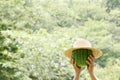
[0,20,19,80]
[106,0,120,10]
[107,9,120,27]
[0,0,120,80]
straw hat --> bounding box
[64,39,102,59]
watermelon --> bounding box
[72,49,92,67]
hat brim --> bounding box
[64,47,102,59]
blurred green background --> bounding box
[0,0,120,80]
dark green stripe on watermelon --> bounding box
[72,49,92,67]
[83,49,86,65]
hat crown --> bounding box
[73,39,92,48]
